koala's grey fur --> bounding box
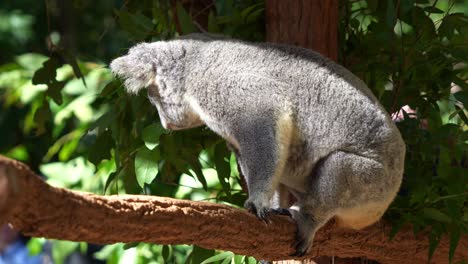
[111,34,406,257]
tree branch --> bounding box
[0,156,466,263]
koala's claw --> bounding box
[289,232,311,257]
[244,201,274,223]
[258,208,272,223]
[290,248,307,258]
[290,239,308,257]
[245,201,292,224]
[244,201,257,215]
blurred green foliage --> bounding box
[0,0,466,263]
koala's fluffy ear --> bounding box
[110,43,156,94]
[110,55,130,79]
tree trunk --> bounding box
[265,0,338,61]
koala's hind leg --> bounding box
[290,151,396,256]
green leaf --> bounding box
[5,145,29,161]
[423,208,452,223]
[451,47,468,62]
[116,10,154,40]
[123,242,139,250]
[15,53,48,71]
[41,158,95,187]
[455,105,468,125]
[191,246,215,264]
[176,2,197,34]
[162,245,171,262]
[32,57,60,85]
[60,49,86,86]
[454,91,468,107]
[184,153,208,190]
[350,18,360,29]
[200,251,234,264]
[94,244,123,262]
[27,238,45,256]
[142,123,167,150]
[240,3,264,24]
[452,74,468,90]
[52,241,80,264]
[59,137,79,161]
[46,81,65,105]
[31,58,65,104]
[411,7,436,40]
[245,7,264,24]
[246,256,258,264]
[33,100,52,135]
[214,142,231,196]
[233,255,244,264]
[438,13,467,40]
[217,192,247,207]
[135,147,160,188]
[449,229,461,263]
[104,171,117,194]
[423,6,444,14]
[240,4,258,19]
[100,81,120,98]
[88,129,115,166]
[207,11,220,33]
[221,256,232,264]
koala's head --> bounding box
[110,43,157,93]
[110,40,203,130]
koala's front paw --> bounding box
[244,199,292,223]
[244,199,271,222]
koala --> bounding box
[110,34,406,257]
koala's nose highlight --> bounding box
[166,123,178,130]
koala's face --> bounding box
[147,83,203,131]
[111,42,204,131]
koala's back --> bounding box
[188,40,403,161]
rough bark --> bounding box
[265,0,338,61]
[0,156,466,263]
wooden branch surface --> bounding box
[0,156,466,263]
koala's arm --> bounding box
[201,88,294,220]
[231,113,284,219]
